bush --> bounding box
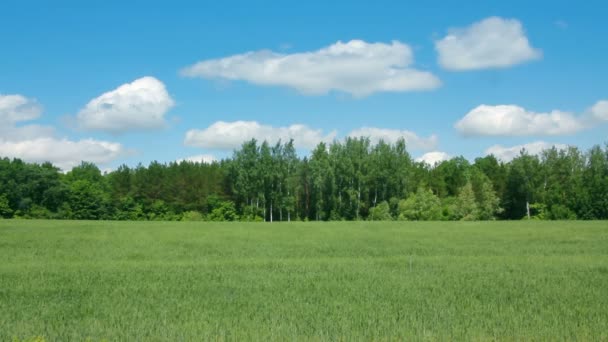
[455,182,479,221]
[398,187,441,221]
[181,210,204,221]
[208,201,239,221]
[241,205,264,222]
[0,194,13,218]
[368,201,392,221]
[21,205,55,219]
[549,204,577,220]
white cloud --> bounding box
[185,121,439,153]
[485,141,568,162]
[0,138,125,171]
[416,151,451,166]
[76,76,174,133]
[436,17,542,71]
[590,100,608,121]
[181,39,441,97]
[347,127,438,151]
[455,104,586,136]
[0,94,126,170]
[185,121,337,150]
[176,154,217,164]
[0,94,43,123]
[0,124,56,141]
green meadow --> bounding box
[1,220,607,341]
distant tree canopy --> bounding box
[1,138,607,221]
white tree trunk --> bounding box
[357,184,361,220]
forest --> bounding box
[1,138,607,221]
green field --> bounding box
[1,220,607,341]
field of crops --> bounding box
[1,220,607,340]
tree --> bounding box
[368,201,392,221]
[539,147,584,219]
[208,201,239,221]
[66,180,110,220]
[1,138,607,222]
[470,169,502,220]
[581,145,608,219]
[309,142,332,221]
[283,140,299,221]
[474,155,507,200]
[115,196,144,220]
[455,182,478,221]
[398,187,441,221]
[0,194,12,218]
[503,152,542,219]
[477,180,502,220]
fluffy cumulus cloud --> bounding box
[176,154,217,164]
[0,138,124,170]
[181,39,441,96]
[347,127,438,151]
[456,99,608,137]
[0,94,43,123]
[590,100,608,121]
[185,121,337,150]
[185,121,439,153]
[436,17,542,71]
[76,77,174,133]
[485,141,568,162]
[455,104,586,136]
[0,94,126,170]
[416,151,451,166]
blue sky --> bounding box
[1,0,607,170]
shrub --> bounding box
[398,187,442,221]
[181,210,204,221]
[368,201,392,221]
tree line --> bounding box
[1,138,607,221]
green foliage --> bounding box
[548,204,577,220]
[20,205,55,219]
[0,194,13,218]
[181,210,204,221]
[439,197,459,221]
[455,182,479,221]
[0,141,607,221]
[240,205,264,222]
[472,171,503,220]
[503,152,543,219]
[368,201,392,221]
[114,196,145,220]
[529,202,548,220]
[147,200,176,221]
[398,187,442,220]
[207,201,239,221]
[66,180,110,220]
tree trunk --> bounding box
[270,201,273,222]
[374,188,378,206]
[357,183,361,220]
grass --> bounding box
[0,220,607,341]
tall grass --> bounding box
[1,220,607,340]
